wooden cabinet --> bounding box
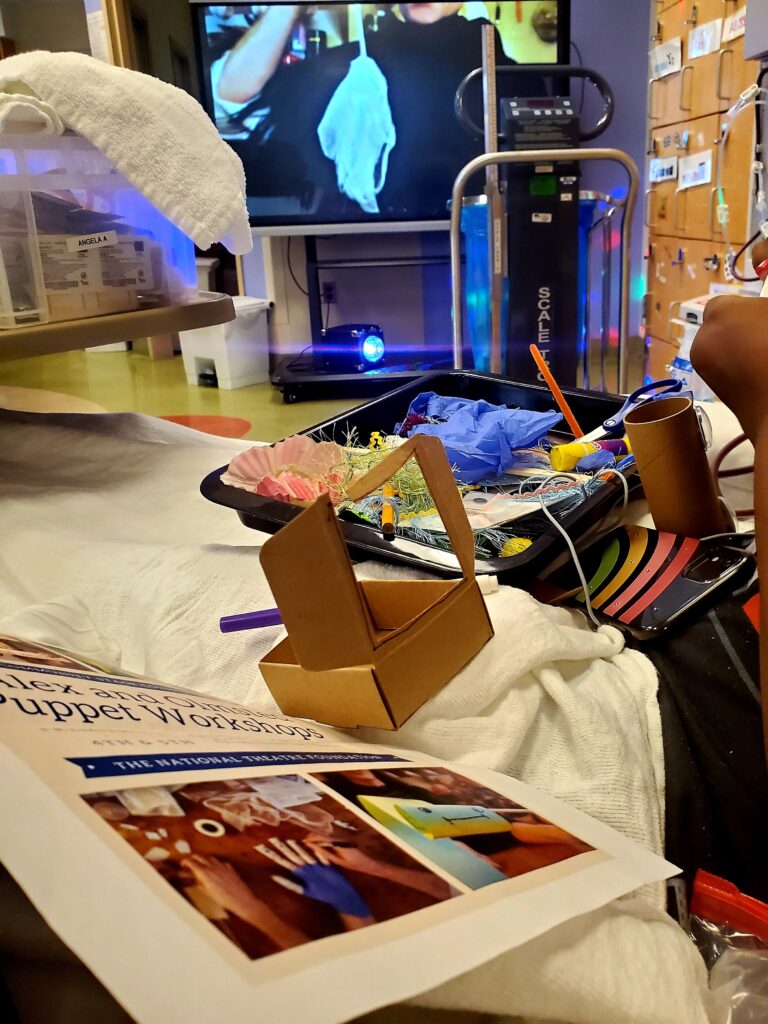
[721,36,760,103]
[644,3,758,379]
[651,4,759,127]
[645,235,732,343]
[684,0,736,29]
[647,110,754,242]
[650,3,687,127]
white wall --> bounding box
[0,0,90,53]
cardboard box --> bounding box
[259,435,494,729]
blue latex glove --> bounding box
[394,392,562,485]
[293,863,372,919]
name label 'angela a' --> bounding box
[66,230,118,253]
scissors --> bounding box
[601,379,684,436]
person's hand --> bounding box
[751,237,768,269]
[255,838,373,922]
[305,839,386,877]
[183,854,256,913]
[305,839,452,901]
[182,854,306,949]
[509,822,583,845]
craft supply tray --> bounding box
[200,370,634,582]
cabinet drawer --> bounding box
[648,115,719,240]
[683,0,735,27]
[645,335,680,381]
[650,3,688,127]
[645,235,730,341]
[719,36,759,106]
[648,111,753,243]
[680,35,758,120]
[652,8,758,126]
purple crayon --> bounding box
[220,608,283,633]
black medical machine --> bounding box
[454,64,615,387]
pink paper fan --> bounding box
[221,435,346,505]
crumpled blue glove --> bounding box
[293,863,372,918]
[394,392,562,485]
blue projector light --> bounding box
[361,333,385,364]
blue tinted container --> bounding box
[0,133,196,329]
[460,196,508,372]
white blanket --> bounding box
[0,410,711,1024]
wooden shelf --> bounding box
[0,291,235,362]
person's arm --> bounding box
[218,5,300,104]
[691,249,768,765]
[307,841,450,900]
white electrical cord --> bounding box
[596,466,631,530]
[538,495,601,628]
[522,469,629,630]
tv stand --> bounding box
[303,234,453,345]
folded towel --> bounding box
[0,92,63,135]
[0,51,251,254]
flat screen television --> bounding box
[194,3,570,234]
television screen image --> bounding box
[195,2,566,231]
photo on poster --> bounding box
[312,767,594,889]
[0,634,101,672]
[82,774,456,961]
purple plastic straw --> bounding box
[219,608,283,633]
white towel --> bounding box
[0,92,63,135]
[0,51,251,254]
[0,410,712,1024]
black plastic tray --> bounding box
[201,370,635,582]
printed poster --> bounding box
[0,638,679,1024]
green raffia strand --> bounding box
[338,441,465,519]
[303,431,607,560]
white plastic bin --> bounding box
[180,295,270,389]
[0,133,196,329]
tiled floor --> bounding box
[0,345,644,442]
[0,350,360,441]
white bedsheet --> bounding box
[0,409,712,1024]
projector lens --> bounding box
[361,334,385,364]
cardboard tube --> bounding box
[624,396,726,537]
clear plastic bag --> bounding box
[317,54,396,214]
[316,6,395,214]
[690,871,768,1023]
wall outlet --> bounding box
[321,280,337,304]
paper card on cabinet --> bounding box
[678,150,713,191]
[688,19,723,60]
[651,37,682,79]
[649,157,678,183]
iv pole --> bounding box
[482,24,506,376]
